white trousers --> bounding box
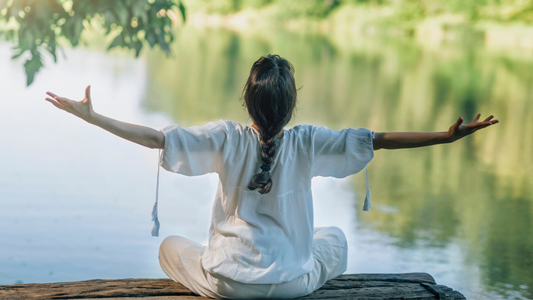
[159,226,348,299]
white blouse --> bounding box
[157,120,375,284]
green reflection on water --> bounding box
[142,26,533,298]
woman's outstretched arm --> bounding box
[373,114,499,150]
[45,85,165,149]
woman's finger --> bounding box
[448,117,463,137]
[453,117,463,130]
[45,98,66,111]
[483,115,494,122]
[472,113,481,123]
[45,97,65,107]
[468,120,499,132]
[84,85,91,103]
[467,121,492,128]
[46,91,58,98]
[53,96,73,105]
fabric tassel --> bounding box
[363,164,371,211]
[151,201,159,237]
[152,149,162,237]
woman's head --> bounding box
[243,54,297,194]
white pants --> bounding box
[159,227,348,299]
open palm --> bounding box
[45,85,94,122]
[447,114,499,142]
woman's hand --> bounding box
[446,114,499,142]
[373,113,499,150]
[45,85,164,149]
[45,85,94,123]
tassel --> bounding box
[363,164,371,211]
[152,149,162,237]
[151,201,159,237]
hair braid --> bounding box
[248,131,277,194]
[243,54,297,194]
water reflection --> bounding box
[143,26,533,299]
[1,24,531,299]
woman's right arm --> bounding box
[45,85,165,149]
[372,114,499,150]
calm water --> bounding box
[1,25,532,299]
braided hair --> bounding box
[243,54,297,194]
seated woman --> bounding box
[45,54,498,299]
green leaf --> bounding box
[45,35,57,62]
[11,50,25,59]
[157,34,170,54]
[24,51,43,86]
[146,30,157,47]
[72,18,84,46]
[132,40,143,57]
[178,1,186,22]
[63,17,84,46]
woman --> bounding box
[45,54,498,299]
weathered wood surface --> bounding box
[0,273,466,300]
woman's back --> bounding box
[159,119,374,284]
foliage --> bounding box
[276,0,340,19]
[0,0,186,86]
[2,0,533,86]
[186,0,339,18]
[187,0,533,25]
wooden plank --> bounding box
[0,273,466,300]
[327,273,437,284]
[320,273,437,290]
[302,284,435,299]
[0,279,199,300]
[301,284,466,299]
[95,297,205,300]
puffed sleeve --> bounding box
[159,120,230,176]
[310,126,375,211]
[311,126,375,178]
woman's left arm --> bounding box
[373,114,499,150]
[45,86,165,149]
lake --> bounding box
[0,25,532,299]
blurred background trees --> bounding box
[185,0,533,23]
[1,0,533,85]
[0,0,185,85]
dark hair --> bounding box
[243,54,297,194]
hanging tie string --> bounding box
[151,149,162,237]
[363,164,371,211]
[363,131,375,211]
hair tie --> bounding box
[260,165,271,172]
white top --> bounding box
[159,120,375,284]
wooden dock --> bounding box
[0,273,466,299]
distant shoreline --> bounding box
[180,8,533,49]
